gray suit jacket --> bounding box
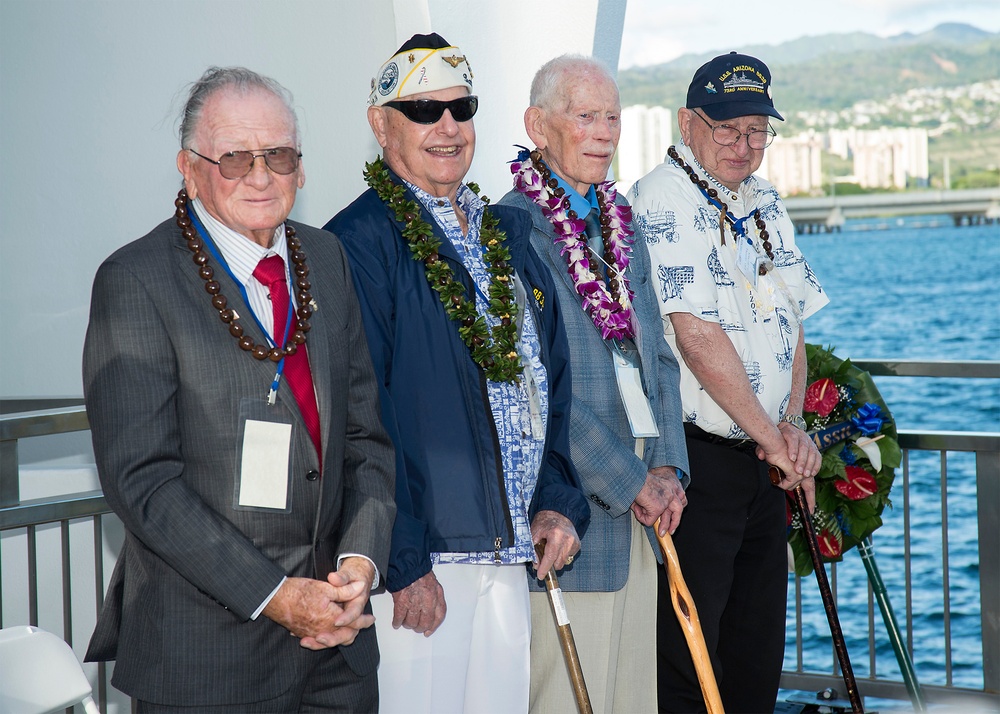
[499,189,689,592]
[83,217,395,706]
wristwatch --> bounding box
[781,414,807,430]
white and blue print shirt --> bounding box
[406,182,550,565]
[627,142,829,438]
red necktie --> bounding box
[252,255,322,462]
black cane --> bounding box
[771,467,865,713]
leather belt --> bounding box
[683,422,758,457]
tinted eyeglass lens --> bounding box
[217,148,300,179]
[387,96,479,124]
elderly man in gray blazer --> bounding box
[499,55,689,714]
[82,67,395,713]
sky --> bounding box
[620,0,1000,68]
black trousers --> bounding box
[658,436,788,714]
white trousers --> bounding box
[371,562,531,714]
[528,517,658,714]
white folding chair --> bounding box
[0,625,100,714]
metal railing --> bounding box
[0,405,115,713]
[2,360,999,713]
[780,360,1000,710]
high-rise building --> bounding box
[829,127,929,189]
[758,131,824,196]
[616,105,672,193]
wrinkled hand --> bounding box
[391,571,447,636]
[298,557,376,650]
[632,466,688,536]
[530,509,580,580]
[777,421,822,478]
[263,575,371,651]
[757,423,820,512]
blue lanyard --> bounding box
[187,206,293,405]
[693,182,754,245]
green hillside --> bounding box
[619,27,1000,123]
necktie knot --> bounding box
[253,254,287,288]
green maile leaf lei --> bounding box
[363,156,523,383]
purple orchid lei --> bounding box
[510,148,636,340]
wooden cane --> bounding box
[654,519,726,714]
[772,467,865,713]
[535,542,593,714]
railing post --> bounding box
[0,437,19,508]
[978,448,1000,694]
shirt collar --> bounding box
[404,181,485,234]
[676,140,745,204]
[549,171,599,218]
[190,198,288,286]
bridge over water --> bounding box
[783,187,1000,233]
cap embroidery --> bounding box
[705,81,717,94]
[720,67,767,95]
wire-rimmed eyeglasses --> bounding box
[691,110,776,150]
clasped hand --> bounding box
[264,556,375,650]
[757,421,821,512]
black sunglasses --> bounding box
[384,95,479,124]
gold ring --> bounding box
[565,554,574,565]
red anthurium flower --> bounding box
[836,465,879,500]
[817,528,842,558]
[804,377,839,417]
[785,494,794,526]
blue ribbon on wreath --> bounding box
[852,403,886,436]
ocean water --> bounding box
[781,215,999,699]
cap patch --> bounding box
[378,62,399,97]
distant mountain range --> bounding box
[619,23,1000,119]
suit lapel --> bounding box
[293,229,331,466]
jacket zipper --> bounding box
[450,246,516,555]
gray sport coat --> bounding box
[83,216,395,706]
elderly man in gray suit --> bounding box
[82,67,396,713]
[499,55,690,714]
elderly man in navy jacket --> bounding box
[324,33,589,714]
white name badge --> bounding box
[736,236,760,288]
[612,347,660,438]
[238,419,292,509]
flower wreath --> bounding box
[787,344,902,576]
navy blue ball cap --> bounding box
[686,51,784,121]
